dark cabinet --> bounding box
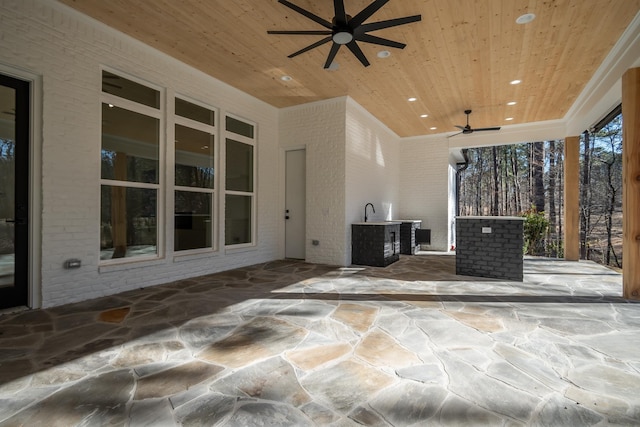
[398,220,422,255]
[351,222,400,267]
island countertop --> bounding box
[456,216,524,221]
[352,221,402,225]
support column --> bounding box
[564,136,580,261]
[622,68,640,299]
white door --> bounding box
[285,149,305,259]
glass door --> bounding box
[0,74,29,309]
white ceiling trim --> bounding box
[564,10,640,135]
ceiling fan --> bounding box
[267,0,421,69]
[451,110,501,136]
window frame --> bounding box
[99,69,165,265]
[173,95,219,254]
[224,113,257,249]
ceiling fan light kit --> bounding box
[268,0,421,69]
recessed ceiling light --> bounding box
[377,50,391,58]
[430,127,437,130]
[201,145,209,149]
[510,79,521,85]
[280,75,292,82]
[507,101,517,106]
[505,117,514,121]
[516,13,536,24]
[408,97,417,102]
[420,114,428,118]
[108,103,114,108]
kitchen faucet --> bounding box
[364,203,375,222]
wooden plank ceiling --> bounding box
[58,0,640,137]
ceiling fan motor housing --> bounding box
[268,0,421,68]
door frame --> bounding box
[0,63,42,309]
[279,145,306,260]
[284,148,306,259]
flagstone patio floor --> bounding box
[1,254,639,426]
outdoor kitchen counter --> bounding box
[351,222,401,267]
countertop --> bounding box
[456,216,525,220]
[352,221,402,225]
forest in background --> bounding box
[457,112,623,268]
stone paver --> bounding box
[0,255,639,426]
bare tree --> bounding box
[580,131,592,260]
[492,146,499,215]
[511,146,521,213]
[594,117,622,267]
[532,141,545,213]
[547,140,558,256]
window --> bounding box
[100,71,162,261]
[99,70,259,262]
[174,98,217,252]
[224,115,255,246]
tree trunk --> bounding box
[532,141,545,212]
[476,150,483,215]
[492,146,499,215]
[503,147,509,214]
[580,131,591,260]
[558,145,564,256]
[605,139,621,267]
[548,140,557,256]
[512,146,521,212]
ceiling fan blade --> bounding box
[357,15,422,33]
[346,41,370,67]
[350,0,389,28]
[448,131,463,138]
[473,127,502,132]
[268,30,332,35]
[324,43,341,69]
[287,36,332,58]
[355,33,406,49]
[277,0,333,29]
[454,125,465,131]
[333,0,348,26]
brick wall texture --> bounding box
[351,224,400,267]
[455,217,525,281]
[398,138,452,250]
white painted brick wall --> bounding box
[345,98,400,264]
[279,98,347,266]
[398,136,452,250]
[1,0,280,307]
[2,0,457,308]
[279,97,404,267]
